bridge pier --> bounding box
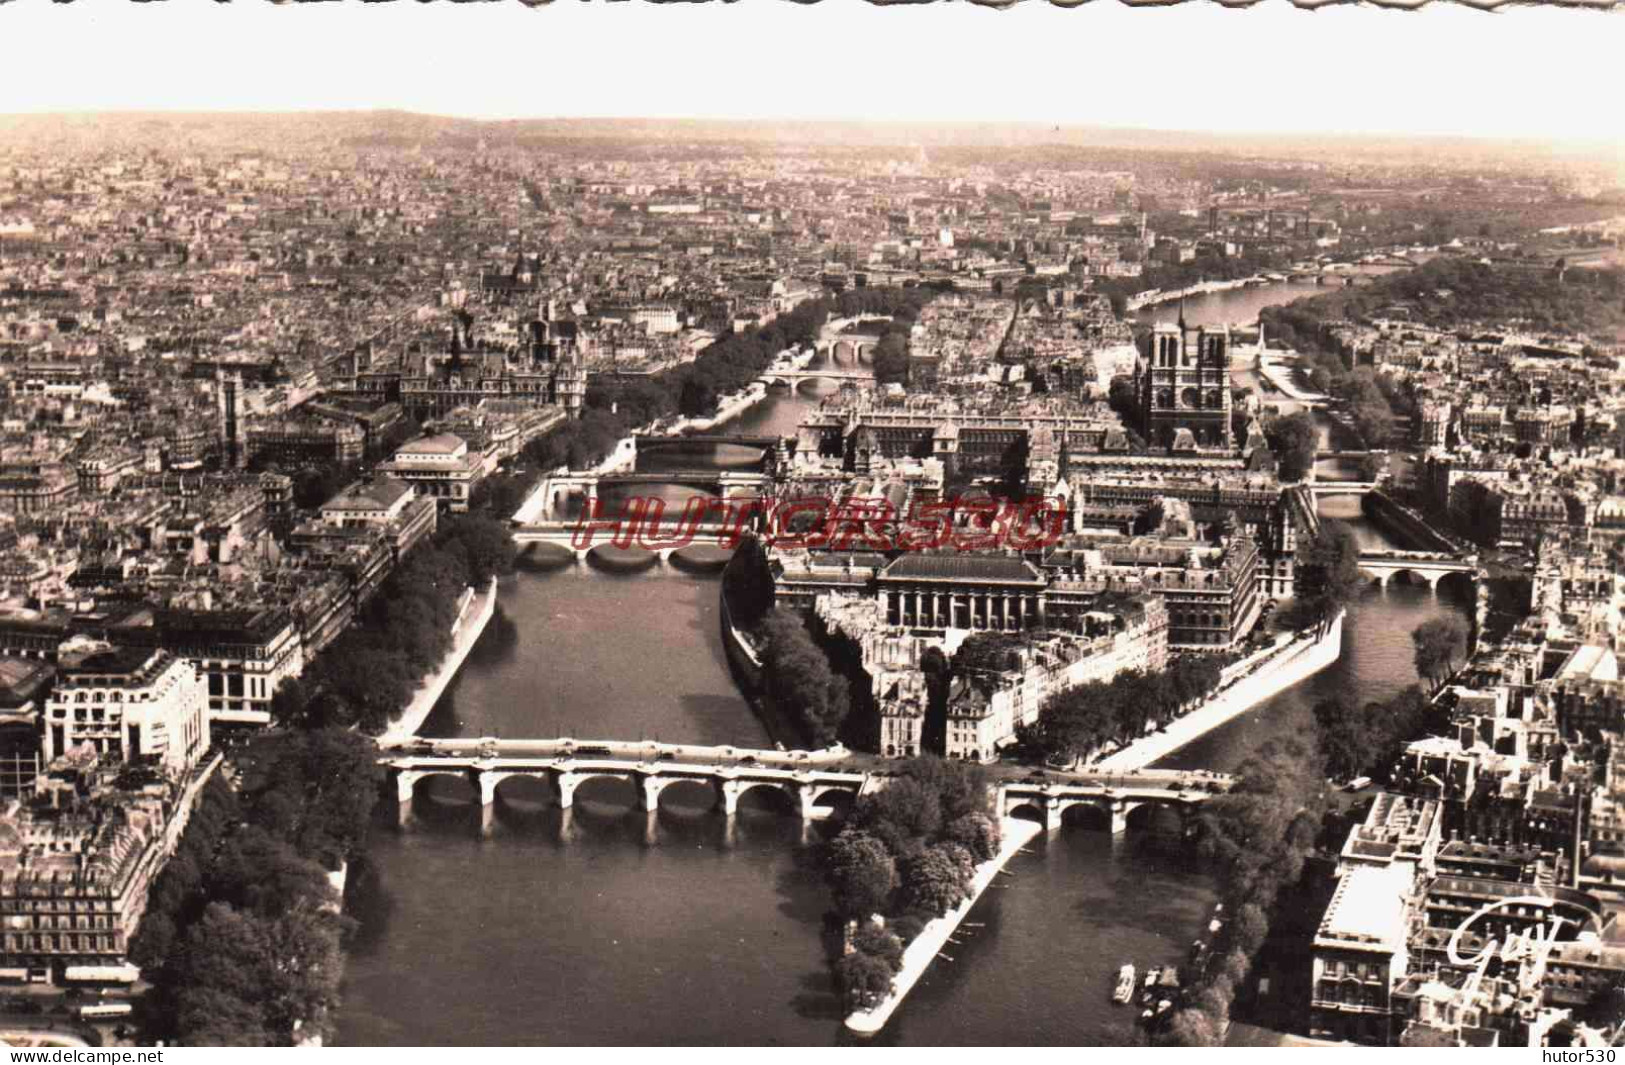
[1111,801,1131,837]
[556,769,580,810]
[716,778,741,817]
[395,771,418,829]
[798,781,832,824]
[639,774,666,813]
[478,771,498,838]
[642,809,660,848]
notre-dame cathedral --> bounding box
[1134,311,1234,451]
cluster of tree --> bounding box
[272,513,516,734]
[1314,685,1433,784]
[754,608,851,747]
[1289,522,1363,633]
[1266,411,1318,483]
[130,729,383,1046]
[823,758,1001,1010]
[1334,367,1400,450]
[720,534,776,629]
[1267,258,1625,352]
[1159,734,1327,1046]
[1412,614,1470,691]
[1015,655,1226,766]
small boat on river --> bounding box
[1113,964,1136,1005]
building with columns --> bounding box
[877,554,1051,632]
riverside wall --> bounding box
[1093,611,1346,772]
[1361,490,1459,554]
[378,577,498,746]
[845,817,1045,1037]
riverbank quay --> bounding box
[1257,351,1328,404]
[845,817,1044,1037]
[1094,611,1345,772]
[377,577,498,747]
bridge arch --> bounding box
[1436,568,1476,597]
[808,786,855,821]
[490,772,555,811]
[735,780,798,815]
[1058,801,1112,832]
[408,770,480,805]
[569,773,641,812]
[1007,799,1047,826]
[1124,800,1188,836]
[654,777,718,815]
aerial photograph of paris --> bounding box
[0,0,1619,1051]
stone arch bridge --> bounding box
[1357,549,1479,591]
[385,740,866,836]
[998,769,1234,835]
[816,332,883,365]
[384,739,1233,839]
[759,368,874,390]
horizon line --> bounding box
[0,108,1616,153]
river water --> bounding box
[337,280,1462,1047]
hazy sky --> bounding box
[1,0,1621,146]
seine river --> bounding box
[336,279,1461,1046]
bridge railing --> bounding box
[380,735,851,765]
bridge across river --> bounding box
[381,738,1233,838]
[759,368,874,389]
[1358,548,1479,590]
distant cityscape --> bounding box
[0,107,1619,1048]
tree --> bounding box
[944,812,1000,863]
[836,949,897,1011]
[173,985,272,1047]
[440,513,517,584]
[756,609,852,746]
[853,777,942,859]
[244,728,383,868]
[1233,902,1270,955]
[722,535,775,627]
[825,831,898,919]
[850,923,905,970]
[899,846,969,917]
[870,332,910,386]
[951,631,1023,679]
[1269,412,1319,483]
[1313,695,1374,782]
[1158,1008,1221,1047]
[1297,523,1362,632]
[1412,615,1469,689]
[207,827,336,919]
[895,757,992,824]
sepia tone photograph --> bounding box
[0,0,1622,1050]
